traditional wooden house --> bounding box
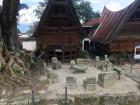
[92,0,140,56]
[82,18,100,51]
[82,18,100,38]
[34,0,84,62]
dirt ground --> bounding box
[0,61,140,104]
[46,62,140,99]
[120,64,140,77]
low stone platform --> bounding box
[0,62,140,105]
[47,62,140,99]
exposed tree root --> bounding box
[0,52,34,97]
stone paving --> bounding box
[47,61,140,99]
[0,60,140,105]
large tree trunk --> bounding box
[0,6,2,58]
[0,0,19,52]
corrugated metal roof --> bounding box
[91,0,140,45]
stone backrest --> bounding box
[66,76,77,89]
[51,57,62,70]
[70,60,76,65]
[105,54,108,59]
[95,56,100,61]
[76,58,90,64]
[83,77,96,91]
[86,77,96,84]
[95,56,101,69]
[95,55,113,72]
[51,57,58,64]
[70,60,76,70]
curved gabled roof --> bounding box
[91,0,140,45]
[33,0,85,37]
[82,18,100,26]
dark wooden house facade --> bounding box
[82,18,100,38]
[111,4,140,54]
[82,18,100,51]
[92,0,140,55]
[34,0,84,62]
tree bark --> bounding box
[0,0,19,52]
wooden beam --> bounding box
[53,1,67,5]
[39,30,80,34]
[42,26,78,30]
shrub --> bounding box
[79,51,89,58]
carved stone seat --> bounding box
[95,55,113,72]
[70,60,88,73]
[98,71,118,88]
[83,77,96,91]
[47,67,59,83]
[95,56,101,69]
[66,76,77,89]
[76,58,90,64]
[51,57,62,70]
[113,67,125,80]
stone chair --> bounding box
[51,57,62,70]
[96,55,113,72]
[70,60,88,73]
[95,56,101,69]
[47,67,59,83]
[100,61,108,71]
[76,58,90,64]
[83,77,96,91]
[66,76,77,89]
[113,67,125,80]
[104,55,113,71]
[107,62,113,71]
[98,71,118,88]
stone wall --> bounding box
[46,94,140,105]
[0,93,140,105]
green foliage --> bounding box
[34,0,48,18]
[75,1,95,22]
[93,12,100,18]
[34,0,100,22]
[79,51,89,58]
[109,52,128,65]
[120,52,128,59]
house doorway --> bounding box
[82,38,90,51]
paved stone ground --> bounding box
[120,64,140,76]
[120,64,140,84]
[0,61,140,104]
[47,62,140,99]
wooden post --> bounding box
[32,89,35,105]
[44,62,47,77]
[130,58,133,73]
[64,85,68,105]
